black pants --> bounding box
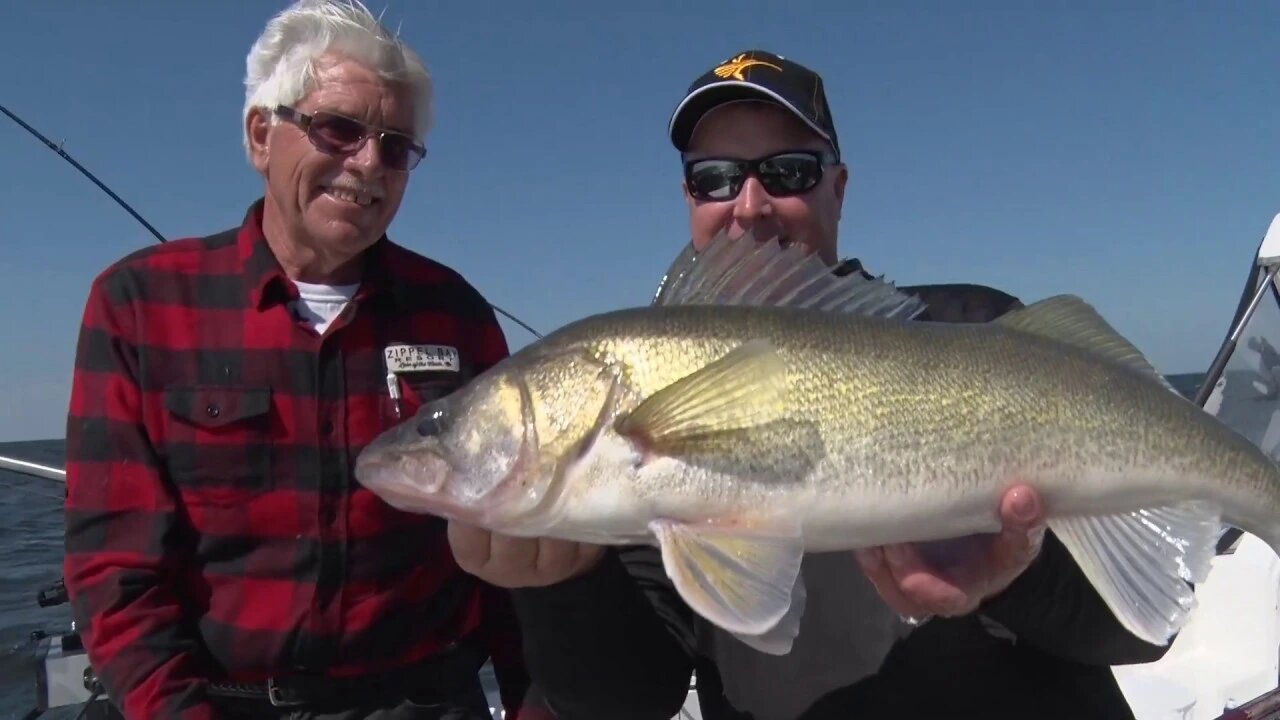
[797,615,1137,720]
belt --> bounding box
[207,639,486,709]
[208,677,339,708]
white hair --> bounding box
[242,0,433,156]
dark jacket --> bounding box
[508,273,1171,720]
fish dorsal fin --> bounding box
[652,230,927,321]
[994,294,1178,393]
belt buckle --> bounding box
[267,677,306,708]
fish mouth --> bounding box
[353,442,455,515]
[352,415,530,526]
[354,444,514,527]
[352,372,548,529]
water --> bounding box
[0,439,73,719]
[1166,371,1207,400]
[0,373,1209,717]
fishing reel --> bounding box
[36,578,67,608]
[24,576,119,719]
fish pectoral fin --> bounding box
[650,518,805,638]
[616,339,789,451]
[651,229,926,320]
[993,295,1178,393]
[730,569,807,655]
[1048,499,1222,646]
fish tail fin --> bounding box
[1223,508,1280,558]
[1266,518,1280,553]
[1047,499,1222,646]
[1266,526,1280,560]
[1216,451,1280,557]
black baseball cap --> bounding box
[668,49,840,160]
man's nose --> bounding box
[732,176,774,221]
[344,136,384,175]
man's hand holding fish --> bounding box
[447,521,605,589]
[855,483,1047,621]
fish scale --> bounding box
[548,304,1244,505]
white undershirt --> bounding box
[290,280,360,335]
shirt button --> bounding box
[321,419,334,435]
[206,405,220,418]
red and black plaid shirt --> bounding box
[64,199,528,719]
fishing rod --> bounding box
[0,101,544,339]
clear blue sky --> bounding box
[1,1,1276,441]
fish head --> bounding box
[354,348,621,532]
[355,365,541,527]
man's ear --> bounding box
[831,163,849,219]
[246,107,271,175]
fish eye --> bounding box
[417,408,445,437]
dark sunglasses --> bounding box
[273,105,426,172]
[683,150,839,202]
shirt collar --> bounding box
[238,198,401,311]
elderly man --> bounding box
[62,2,535,718]
[448,50,1172,719]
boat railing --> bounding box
[0,454,64,483]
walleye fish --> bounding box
[355,231,1280,655]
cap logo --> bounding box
[713,53,782,81]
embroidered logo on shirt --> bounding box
[384,344,461,373]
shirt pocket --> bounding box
[162,385,274,504]
[404,371,469,405]
[378,370,469,429]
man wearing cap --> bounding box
[446,50,1171,719]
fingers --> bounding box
[531,536,578,576]
[999,484,1045,532]
[533,536,603,580]
[447,520,495,573]
[447,520,604,588]
[857,485,1049,622]
[913,535,991,576]
[889,543,976,616]
[994,484,1047,567]
[855,547,935,620]
[484,529,541,580]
